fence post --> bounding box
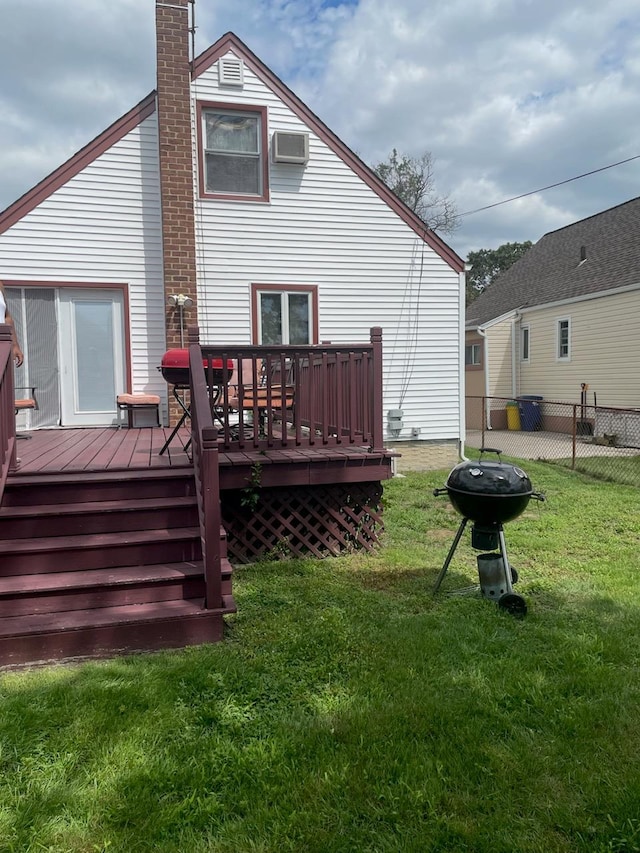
[572,404,577,470]
[481,396,487,448]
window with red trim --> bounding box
[252,285,318,344]
[199,103,269,201]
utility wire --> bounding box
[458,154,640,217]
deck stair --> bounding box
[0,469,235,668]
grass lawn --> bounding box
[1,460,640,852]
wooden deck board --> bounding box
[8,427,393,486]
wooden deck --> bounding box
[10,426,394,488]
[11,426,192,474]
[0,330,393,667]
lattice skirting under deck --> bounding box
[221,482,384,563]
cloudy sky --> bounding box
[1,0,639,260]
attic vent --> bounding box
[272,131,309,165]
[219,57,244,87]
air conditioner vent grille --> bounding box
[272,131,309,164]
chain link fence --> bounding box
[466,396,640,487]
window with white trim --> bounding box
[465,343,481,366]
[253,286,317,345]
[200,104,268,199]
[557,318,571,360]
[521,325,530,362]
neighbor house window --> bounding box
[251,284,318,345]
[198,103,269,201]
[521,325,530,362]
[557,318,571,360]
[465,343,481,367]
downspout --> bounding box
[477,326,491,430]
[511,316,517,400]
[459,264,470,460]
[513,309,522,399]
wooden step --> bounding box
[0,595,237,669]
[0,495,198,539]
[0,527,202,576]
[0,560,233,617]
[2,469,196,507]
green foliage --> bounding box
[372,148,458,233]
[1,463,640,851]
[240,462,262,511]
[466,240,533,304]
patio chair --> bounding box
[14,386,37,439]
[229,358,294,435]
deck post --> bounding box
[0,325,17,495]
[189,329,224,610]
[370,327,384,452]
[200,426,222,609]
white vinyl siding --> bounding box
[191,55,462,441]
[0,114,166,414]
[517,289,640,407]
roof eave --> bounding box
[0,92,157,235]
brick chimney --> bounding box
[156,1,197,347]
[155,0,197,422]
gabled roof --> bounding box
[0,93,156,235]
[466,196,640,328]
[0,31,464,274]
[194,33,464,272]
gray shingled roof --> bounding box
[466,196,640,328]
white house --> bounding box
[1,1,465,455]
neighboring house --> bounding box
[0,1,465,453]
[465,197,640,429]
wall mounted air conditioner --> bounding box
[219,57,244,87]
[272,131,309,165]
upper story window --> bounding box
[465,342,482,367]
[557,318,571,360]
[198,102,269,201]
[521,325,530,362]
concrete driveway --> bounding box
[465,429,636,460]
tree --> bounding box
[372,148,458,234]
[466,241,532,305]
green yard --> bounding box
[1,460,640,852]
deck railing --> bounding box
[191,326,384,453]
[0,325,17,502]
[188,332,223,611]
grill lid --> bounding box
[160,349,234,371]
[446,451,532,497]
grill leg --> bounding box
[497,527,515,595]
[433,517,469,594]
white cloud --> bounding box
[1,0,639,260]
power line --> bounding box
[459,154,640,217]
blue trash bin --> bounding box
[518,396,543,431]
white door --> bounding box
[58,289,126,426]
